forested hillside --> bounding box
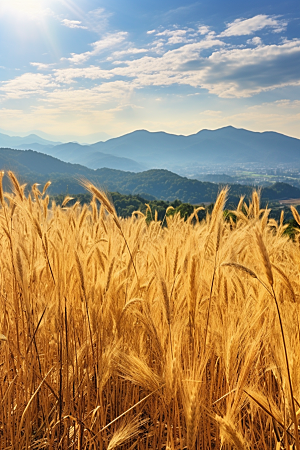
[1,148,300,204]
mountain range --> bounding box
[0,132,144,172]
[88,127,300,167]
[1,126,300,173]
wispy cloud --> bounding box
[108,48,148,61]
[200,109,222,116]
[55,7,113,35]
[61,32,128,64]
[53,66,114,84]
[62,53,89,65]
[61,19,87,30]
[153,27,212,45]
[30,62,55,71]
[42,80,133,111]
[109,37,225,86]
[220,14,287,37]
[162,3,200,19]
[0,73,59,99]
[156,29,190,45]
[84,8,113,34]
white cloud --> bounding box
[271,99,300,109]
[109,37,225,87]
[61,19,87,30]
[108,48,148,60]
[91,34,128,52]
[197,39,300,97]
[147,30,156,35]
[42,81,133,111]
[53,66,114,84]
[200,110,222,117]
[169,32,190,45]
[220,15,287,37]
[155,29,191,45]
[61,32,128,65]
[52,7,112,34]
[62,53,90,65]
[156,29,187,37]
[30,62,55,70]
[150,26,217,46]
[50,34,300,100]
[103,37,300,98]
[198,26,211,35]
[0,73,58,99]
[247,37,262,46]
[149,40,165,54]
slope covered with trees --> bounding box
[1,148,300,204]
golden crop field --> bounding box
[1,171,300,449]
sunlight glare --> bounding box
[1,0,45,18]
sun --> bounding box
[0,0,53,47]
[1,0,45,17]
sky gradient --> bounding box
[0,0,299,142]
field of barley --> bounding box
[1,171,300,449]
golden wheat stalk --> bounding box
[82,180,139,281]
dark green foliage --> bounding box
[111,192,147,217]
[170,203,194,220]
[50,193,92,206]
[261,183,300,200]
[50,191,209,223]
[224,210,237,223]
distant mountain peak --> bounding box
[1,126,300,173]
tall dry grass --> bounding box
[1,172,300,449]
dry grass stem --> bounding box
[0,174,300,449]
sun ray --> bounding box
[56,0,86,21]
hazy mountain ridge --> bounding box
[42,142,146,172]
[0,132,61,147]
[89,126,300,166]
[1,126,300,173]
[1,147,300,204]
[0,137,145,173]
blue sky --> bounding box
[0,0,299,142]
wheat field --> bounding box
[1,171,300,449]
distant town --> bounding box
[183,163,300,187]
